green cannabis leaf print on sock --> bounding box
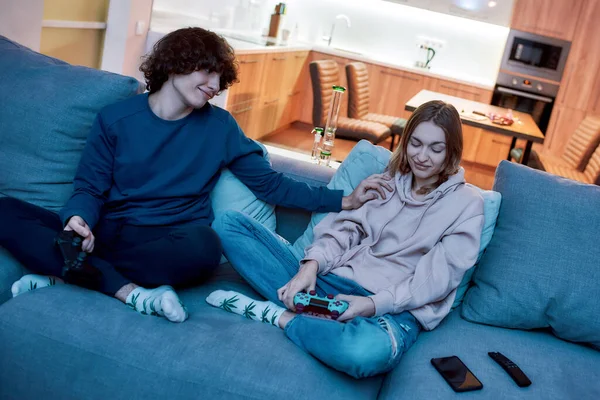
[141,298,149,315]
[149,299,160,316]
[220,295,239,312]
[243,302,257,319]
[261,306,271,323]
[128,293,140,311]
[206,290,285,327]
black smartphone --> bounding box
[431,356,483,392]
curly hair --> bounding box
[140,27,238,94]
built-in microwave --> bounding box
[500,30,571,83]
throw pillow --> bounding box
[211,142,276,264]
[455,189,501,308]
[461,161,600,349]
[292,140,501,308]
[0,35,142,212]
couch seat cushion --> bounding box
[379,311,600,400]
[0,264,383,400]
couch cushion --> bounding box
[379,311,600,400]
[292,140,391,254]
[293,140,501,308]
[0,264,383,400]
[0,35,141,212]
[461,161,600,349]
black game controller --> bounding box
[55,230,89,277]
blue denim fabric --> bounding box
[212,210,421,379]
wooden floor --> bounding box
[261,122,496,190]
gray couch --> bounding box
[1,35,600,400]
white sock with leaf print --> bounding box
[206,290,285,327]
[12,274,64,297]
[126,285,188,323]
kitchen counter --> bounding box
[147,22,495,90]
[146,27,311,55]
[309,46,495,90]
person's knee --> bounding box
[165,226,223,282]
[333,322,392,378]
[211,210,247,236]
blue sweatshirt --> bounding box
[59,94,343,228]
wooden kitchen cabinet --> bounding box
[227,53,265,107]
[257,51,309,137]
[228,50,310,139]
[431,79,493,105]
[459,125,481,163]
[280,51,309,127]
[542,0,600,158]
[510,0,584,41]
[261,53,289,104]
[556,0,600,111]
[229,100,260,139]
[474,131,513,167]
[227,53,266,139]
[249,52,288,137]
[369,67,436,119]
[256,99,281,137]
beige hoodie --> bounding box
[302,168,484,330]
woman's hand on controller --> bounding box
[65,216,95,253]
[335,294,376,322]
[277,260,318,311]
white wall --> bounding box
[151,0,509,85]
[0,0,44,50]
[102,0,153,82]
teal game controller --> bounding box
[293,290,349,320]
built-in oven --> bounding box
[500,30,571,83]
[491,72,559,134]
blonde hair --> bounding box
[388,100,463,194]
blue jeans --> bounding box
[212,210,421,379]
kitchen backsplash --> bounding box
[152,0,509,85]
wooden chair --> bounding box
[529,115,600,184]
[346,62,407,150]
[543,140,600,185]
[309,60,391,146]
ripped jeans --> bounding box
[212,210,421,379]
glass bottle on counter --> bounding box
[310,127,324,163]
[319,85,346,167]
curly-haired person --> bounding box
[0,28,390,323]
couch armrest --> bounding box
[0,247,25,305]
[270,153,334,187]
